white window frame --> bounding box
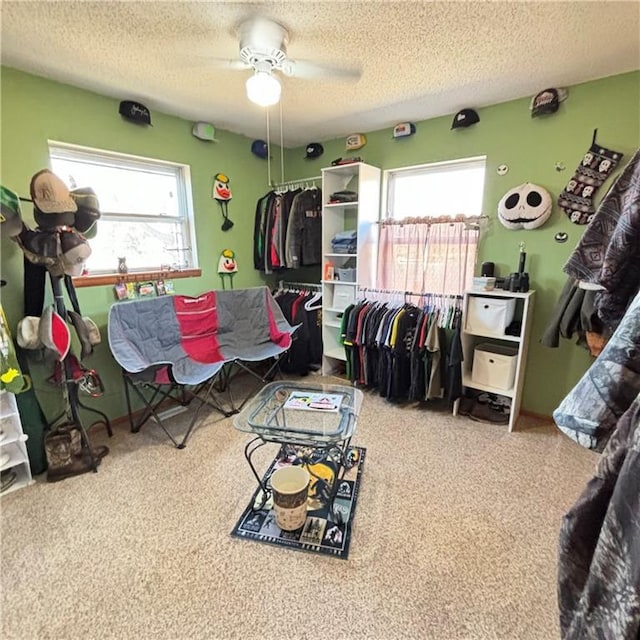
[48,141,198,274]
[382,155,487,220]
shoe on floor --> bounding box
[469,401,509,425]
[457,397,475,416]
[1,469,17,493]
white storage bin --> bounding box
[472,343,518,390]
[332,284,355,311]
[466,296,516,336]
[336,267,356,282]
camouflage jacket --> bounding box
[558,395,640,639]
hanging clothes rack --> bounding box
[278,280,322,291]
[358,286,463,300]
[270,176,322,190]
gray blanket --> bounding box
[558,394,640,639]
[108,286,295,385]
[553,289,640,452]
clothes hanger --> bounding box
[304,291,323,311]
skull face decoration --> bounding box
[598,159,612,173]
[497,183,552,230]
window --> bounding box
[49,142,197,274]
[378,157,486,296]
[384,156,486,219]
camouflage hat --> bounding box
[70,187,100,236]
[0,185,25,237]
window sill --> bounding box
[72,268,202,288]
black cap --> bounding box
[451,108,480,129]
[531,88,559,117]
[119,100,153,126]
[305,142,324,159]
[251,140,269,159]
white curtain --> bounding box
[376,217,479,295]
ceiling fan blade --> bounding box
[207,58,252,72]
[281,59,361,82]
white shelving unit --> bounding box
[321,162,381,375]
[0,390,34,495]
[455,289,535,432]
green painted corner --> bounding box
[288,71,640,416]
[1,66,639,420]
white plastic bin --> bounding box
[466,296,516,336]
[336,267,357,282]
[332,284,355,311]
[472,343,518,390]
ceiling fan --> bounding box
[218,17,361,106]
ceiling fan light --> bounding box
[246,71,281,107]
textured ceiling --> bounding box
[1,1,639,147]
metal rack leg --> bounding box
[244,436,273,510]
[75,397,113,437]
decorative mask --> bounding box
[497,182,552,230]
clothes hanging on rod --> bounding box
[277,280,322,291]
[253,185,322,274]
[340,290,463,403]
[273,282,323,375]
[271,176,321,191]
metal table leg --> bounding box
[244,436,275,510]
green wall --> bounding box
[289,71,640,416]
[1,67,638,421]
[0,66,272,420]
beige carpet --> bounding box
[1,376,597,640]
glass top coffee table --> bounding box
[233,381,363,512]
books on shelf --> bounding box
[284,392,344,413]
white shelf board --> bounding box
[0,390,19,418]
[322,280,358,286]
[0,464,34,497]
[462,373,514,398]
[324,307,348,314]
[325,347,347,361]
[322,163,362,176]
[324,253,357,258]
[466,289,535,299]
[463,329,521,343]
[324,202,358,209]
[0,441,29,471]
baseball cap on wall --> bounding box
[530,88,568,117]
[451,108,480,129]
[393,122,416,138]
[251,139,269,159]
[346,133,366,151]
[305,142,324,159]
[192,122,219,142]
[119,100,153,126]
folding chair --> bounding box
[108,287,296,448]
